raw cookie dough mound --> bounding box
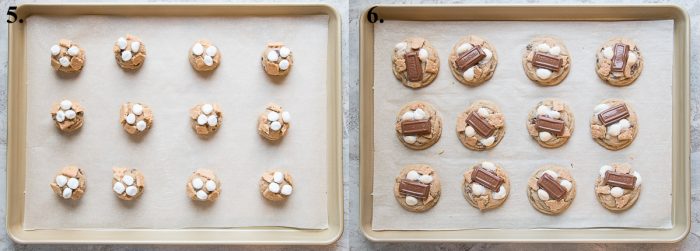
[595,38,643,86]
[190,103,222,136]
[50,39,85,73]
[393,164,441,212]
[395,101,442,150]
[120,102,153,135]
[259,170,294,202]
[50,99,84,133]
[111,167,145,201]
[257,103,291,141]
[589,99,638,150]
[522,36,571,86]
[527,165,576,215]
[113,35,146,70]
[448,35,498,86]
[186,169,221,202]
[594,163,642,211]
[188,40,220,72]
[391,37,440,89]
[462,161,510,211]
[456,100,505,151]
[526,99,574,148]
[261,42,293,76]
[50,166,86,200]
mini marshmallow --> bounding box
[203,55,214,66]
[618,119,631,129]
[281,111,291,122]
[471,183,486,196]
[132,103,143,115]
[536,105,551,116]
[281,184,293,196]
[541,170,559,179]
[418,48,429,61]
[465,126,476,137]
[136,120,147,132]
[537,43,550,52]
[599,165,613,177]
[418,175,433,184]
[113,182,126,194]
[60,100,73,110]
[477,107,491,118]
[479,48,492,64]
[602,47,614,59]
[413,108,427,120]
[463,67,475,80]
[405,196,418,206]
[55,110,66,122]
[55,175,68,187]
[59,57,71,67]
[481,161,496,171]
[539,131,553,142]
[547,110,561,119]
[65,110,77,120]
[633,171,642,188]
[67,46,79,56]
[456,43,473,54]
[205,46,218,57]
[560,179,572,191]
[131,41,140,53]
[549,46,561,56]
[67,177,79,189]
[492,185,507,200]
[607,123,622,136]
[403,135,417,144]
[394,42,407,52]
[268,182,281,193]
[126,113,137,125]
[192,43,204,56]
[117,37,128,50]
[267,111,280,122]
[273,172,284,183]
[62,187,73,199]
[196,114,207,125]
[279,47,291,58]
[50,45,61,56]
[594,103,610,114]
[125,186,138,196]
[122,175,134,186]
[207,115,218,127]
[192,178,204,190]
[201,104,213,115]
[480,136,495,146]
[205,180,217,192]
[627,52,638,65]
[402,111,415,121]
[610,187,624,198]
[406,170,420,181]
[536,68,552,79]
[270,121,282,131]
[267,50,279,62]
[537,189,550,201]
[196,190,208,200]
[121,50,132,61]
[279,60,290,70]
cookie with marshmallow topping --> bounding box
[395,101,442,150]
[456,100,505,151]
[526,99,574,148]
[589,99,638,150]
[112,167,145,201]
[261,42,293,76]
[259,170,294,202]
[50,166,86,200]
[393,164,441,212]
[190,103,222,136]
[463,161,510,211]
[595,38,643,86]
[391,37,439,89]
[50,39,85,73]
[120,102,153,135]
[594,163,642,211]
[522,36,571,86]
[448,35,498,86]
[189,40,220,72]
[50,99,84,133]
[113,35,146,70]
[186,169,221,202]
[257,103,291,141]
[526,165,576,215]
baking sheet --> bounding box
[372,20,672,230]
[24,15,328,230]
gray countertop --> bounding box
[1,0,698,250]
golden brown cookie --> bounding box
[50,99,84,133]
[257,103,291,141]
[119,102,153,135]
[259,170,294,202]
[526,165,576,215]
[456,100,505,151]
[522,36,571,86]
[186,169,221,202]
[448,35,498,86]
[391,37,440,89]
[111,167,145,201]
[594,163,642,211]
[393,164,441,212]
[188,40,220,72]
[462,161,510,211]
[113,35,146,70]
[595,38,643,86]
[395,101,442,150]
[190,103,222,136]
[50,39,85,73]
[526,99,574,148]
[589,99,638,150]
[50,166,86,200]
[261,42,293,76]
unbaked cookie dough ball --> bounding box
[595,163,642,211]
[448,35,498,86]
[50,166,86,200]
[120,102,153,135]
[50,99,84,133]
[394,164,440,212]
[188,40,220,72]
[259,170,294,202]
[589,99,638,150]
[522,36,571,86]
[112,167,145,201]
[527,165,576,215]
[526,99,574,148]
[462,161,510,211]
[257,103,291,141]
[186,169,221,202]
[395,101,442,150]
[50,39,85,73]
[261,42,293,76]
[113,35,146,70]
[392,37,439,89]
[190,103,222,136]
[456,100,505,151]
[595,38,643,86]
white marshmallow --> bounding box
[537,43,550,52]
[633,171,642,187]
[481,161,496,171]
[479,136,495,146]
[538,131,553,142]
[273,172,284,183]
[394,42,407,52]
[477,107,491,118]
[418,175,433,184]
[413,108,427,120]
[610,187,624,198]
[405,196,418,206]
[122,175,134,186]
[203,55,214,66]
[196,190,208,200]
[281,184,293,196]
[270,121,282,131]
[50,45,61,56]
[279,60,290,70]
[192,43,204,56]
[205,46,218,57]
[65,110,76,120]
[279,47,291,58]
[401,111,415,121]
[268,182,281,193]
[200,104,213,115]
[267,111,280,122]
[117,37,128,50]
[541,170,559,179]
[121,50,132,61]
[479,48,492,64]
[131,41,140,53]
[492,185,507,200]
[67,177,79,189]
[549,46,561,56]
[113,182,126,194]
[560,179,572,191]
[537,189,550,201]
[205,180,217,192]
[594,103,610,114]
[125,186,138,196]
[403,135,417,144]
[465,126,476,137]
[67,46,79,56]
[547,110,561,119]
[418,48,429,61]
[267,50,279,62]
[196,114,207,125]
[457,43,473,54]
[131,103,143,115]
[207,115,218,127]
[281,111,291,122]
[406,170,420,181]
[59,57,71,67]
[536,68,552,79]
[55,175,68,187]
[618,119,631,129]
[62,187,73,199]
[471,183,486,196]
[599,165,614,177]
[602,47,614,59]
[627,52,638,65]
[126,113,137,125]
[536,105,551,116]
[55,110,66,122]
[607,123,622,136]
[191,178,204,190]
[60,100,73,110]
[463,67,475,81]
[136,120,147,132]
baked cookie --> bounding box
[522,37,571,86]
[257,103,291,141]
[395,101,442,150]
[462,161,510,211]
[448,35,498,86]
[111,167,145,201]
[120,102,153,135]
[595,38,643,86]
[259,170,294,202]
[50,166,86,200]
[186,169,221,202]
[50,39,85,73]
[527,165,576,215]
[595,163,642,211]
[456,100,505,151]
[50,99,84,133]
[391,37,440,89]
[113,35,146,70]
[589,99,638,150]
[393,164,440,212]
[261,42,293,76]
[526,99,574,148]
[188,40,220,72]
[190,103,222,136]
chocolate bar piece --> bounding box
[604,171,637,190]
[471,167,504,191]
[537,173,567,200]
[404,51,423,82]
[535,115,565,136]
[611,43,630,72]
[456,46,486,71]
[532,52,563,72]
[401,119,431,135]
[399,179,430,199]
[466,112,495,137]
[597,104,629,126]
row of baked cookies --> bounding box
[394,162,642,215]
[396,99,637,151]
[392,36,643,88]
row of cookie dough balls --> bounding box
[50,166,295,202]
[396,99,637,151]
[50,37,293,76]
[395,162,642,214]
[51,100,291,140]
[392,36,642,88]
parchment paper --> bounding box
[372,20,673,230]
[24,15,329,230]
